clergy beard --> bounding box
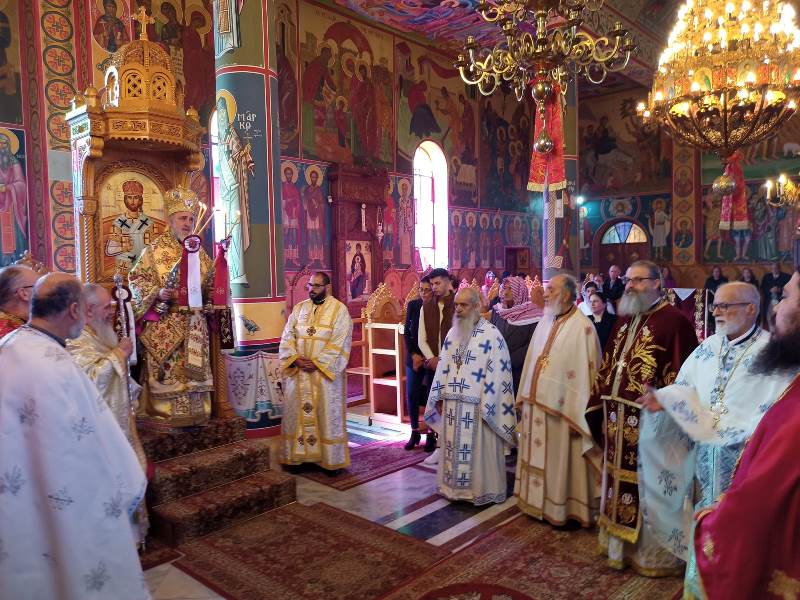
[90,318,120,349]
[450,313,478,345]
[751,326,800,375]
[618,290,658,316]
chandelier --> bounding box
[636,0,800,159]
[454,0,636,100]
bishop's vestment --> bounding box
[424,318,517,505]
[129,230,214,427]
[0,326,148,600]
[68,326,150,543]
[639,326,794,597]
[0,309,23,339]
[515,306,602,526]
[693,375,800,600]
[279,296,353,469]
[587,300,698,575]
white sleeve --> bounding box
[418,313,434,360]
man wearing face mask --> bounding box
[279,271,353,472]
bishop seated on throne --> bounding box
[128,185,216,427]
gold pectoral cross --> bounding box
[710,401,729,429]
[455,355,463,371]
[306,325,317,336]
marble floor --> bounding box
[146,413,519,599]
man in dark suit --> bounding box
[602,264,625,310]
[761,261,791,329]
[403,276,434,450]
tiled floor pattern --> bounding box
[147,415,518,599]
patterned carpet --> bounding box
[139,538,183,571]
[175,502,449,600]
[298,440,428,491]
[381,514,684,600]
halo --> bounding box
[479,213,489,226]
[356,57,371,81]
[335,95,348,111]
[96,0,125,17]
[341,53,357,78]
[398,177,411,194]
[318,40,338,67]
[493,213,502,227]
[465,210,476,225]
[304,164,323,186]
[159,0,183,23]
[280,161,298,184]
[451,210,462,225]
[0,128,20,155]
[677,216,692,229]
[216,89,237,124]
[184,3,212,39]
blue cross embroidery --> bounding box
[431,381,445,395]
[471,368,486,383]
[502,381,513,396]
[446,408,456,426]
[443,339,452,351]
[486,358,494,373]
[485,403,496,416]
[471,327,485,338]
[448,378,470,393]
[442,365,451,377]
[502,424,515,435]
[497,337,505,350]
[459,443,472,461]
[461,411,475,429]
[502,402,514,415]
[464,350,477,365]
[479,339,492,354]
[457,472,471,487]
[483,381,495,395]
[500,358,512,373]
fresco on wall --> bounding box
[276,0,299,156]
[701,182,797,264]
[93,0,130,53]
[395,40,477,205]
[299,3,393,168]
[478,90,533,210]
[578,91,672,197]
[0,127,28,266]
[280,159,331,271]
[381,175,414,269]
[0,0,23,124]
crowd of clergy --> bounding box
[1,228,799,598]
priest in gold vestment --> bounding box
[279,272,353,470]
[129,186,214,427]
[67,283,149,544]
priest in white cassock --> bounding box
[279,271,353,471]
[67,283,149,546]
[0,274,148,600]
[638,282,795,598]
[424,287,516,505]
[515,274,603,526]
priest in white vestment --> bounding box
[638,282,795,598]
[515,274,602,526]
[0,274,148,600]
[279,272,353,471]
[424,287,517,505]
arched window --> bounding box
[208,110,225,243]
[413,141,448,270]
[601,221,648,245]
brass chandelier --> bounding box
[454,0,637,102]
[636,0,800,159]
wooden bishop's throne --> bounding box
[66,9,232,420]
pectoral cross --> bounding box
[306,325,317,336]
[455,355,463,371]
[710,401,728,429]
[615,359,627,378]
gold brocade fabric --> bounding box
[128,231,214,427]
[0,310,24,339]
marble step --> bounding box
[139,417,247,462]
[150,470,296,546]
[148,439,272,505]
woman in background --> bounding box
[589,290,616,350]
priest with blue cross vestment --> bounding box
[424,287,517,506]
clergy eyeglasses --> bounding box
[620,276,657,285]
[711,302,751,312]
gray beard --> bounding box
[618,291,658,316]
[90,319,120,349]
[450,314,479,345]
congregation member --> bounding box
[578,280,598,316]
[691,268,800,599]
[279,271,353,472]
[587,260,698,576]
[760,261,790,327]
[481,270,496,301]
[490,275,541,394]
[637,282,792,597]
[661,265,677,288]
[403,276,434,450]
[0,274,147,599]
[424,287,516,506]
[602,264,625,309]
[588,290,616,349]
[0,264,39,337]
[515,274,602,526]
[128,186,214,427]
[67,283,149,546]
[419,268,456,461]
[704,266,728,294]
[739,266,759,288]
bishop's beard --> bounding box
[751,325,800,375]
[90,318,121,349]
[618,290,658,316]
[450,313,479,345]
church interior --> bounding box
[1,0,800,597]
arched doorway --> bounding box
[596,220,650,274]
[413,141,448,270]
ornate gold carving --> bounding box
[362,283,400,323]
[768,570,800,600]
[403,280,419,314]
[13,251,49,274]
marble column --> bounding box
[213,0,285,347]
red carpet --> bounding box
[381,514,684,600]
[299,440,428,491]
[175,502,448,600]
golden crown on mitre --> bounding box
[164,185,199,216]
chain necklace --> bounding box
[453,320,482,372]
[710,327,762,430]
